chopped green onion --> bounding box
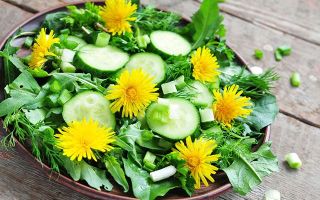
[137,34,151,48]
[174,75,187,89]
[46,93,60,107]
[143,151,156,164]
[65,40,79,50]
[150,165,177,182]
[199,108,215,123]
[161,81,177,94]
[61,49,76,63]
[58,89,73,105]
[95,32,111,47]
[49,80,62,93]
[285,153,302,169]
[254,49,264,60]
[60,28,70,35]
[23,37,33,49]
[250,66,263,75]
[264,189,280,200]
[28,68,49,78]
[21,55,31,64]
[141,130,154,141]
[144,161,156,171]
[290,72,300,87]
[278,45,292,56]
[60,62,76,73]
[274,49,282,61]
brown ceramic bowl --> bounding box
[0,1,271,199]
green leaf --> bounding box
[42,12,69,33]
[104,155,129,192]
[223,142,279,195]
[123,157,179,200]
[62,157,113,191]
[191,0,223,49]
[247,95,279,130]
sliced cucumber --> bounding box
[74,44,129,75]
[124,53,166,84]
[146,98,200,140]
[184,81,214,107]
[150,31,191,56]
[62,91,116,129]
[67,36,87,51]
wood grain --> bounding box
[0,1,33,42]
[2,0,64,13]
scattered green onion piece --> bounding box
[174,75,187,89]
[60,28,70,35]
[199,108,215,123]
[61,49,76,63]
[38,126,55,135]
[144,162,157,171]
[285,153,302,169]
[65,40,79,50]
[58,89,73,105]
[60,62,76,73]
[161,81,177,94]
[141,130,154,141]
[264,189,281,200]
[278,45,292,56]
[28,68,49,78]
[250,66,263,75]
[95,32,111,47]
[49,80,62,93]
[23,37,33,49]
[46,93,60,107]
[150,165,177,182]
[143,151,156,164]
[254,49,264,60]
[290,72,300,87]
[274,49,282,61]
[137,34,150,48]
[21,55,31,64]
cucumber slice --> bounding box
[184,81,214,107]
[67,36,87,51]
[150,31,191,56]
[62,91,116,129]
[124,53,166,84]
[74,44,129,75]
[146,98,200,140]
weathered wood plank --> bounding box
[218,0,320,46]
[217,113,320,199]
[2,0,64,13]
[0,1,33,42]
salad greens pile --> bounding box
[0,0,280,199]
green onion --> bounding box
[46,94,60,107]
[274,49,282,61]
[58,89,73,105]
[290,72,300,87]
[141,130,154,141]
[23,37,33,49]
[161,81,177,94]
[150,165,177,182]
[285,153,302,169]
[264,189,280,200]
[21,55,31,64]
[143,151,156,164]
[61,49,76,63]
[49,80,62,93]
[199,108,215,123]
[254,49,264,60]
[137,34,150,48]
[278,45,292,56]
[95,32,111,47]
[60,28,70,35]
[60,62,76,73]
[174,75,186,89]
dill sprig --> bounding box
[222,68,280,99]
[165,56,192,82]
[2,110,61,172]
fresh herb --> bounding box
[165,56,192,82]
[207,39,235,67]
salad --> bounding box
[0,0,280,199]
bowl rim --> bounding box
[0,1,271,199]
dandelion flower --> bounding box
[106,69,159,118]
[55,119,115,161]
[212,84,253,126]
[100,0,137,35]
[29,28,59,69]
[191,46,220,83]
[174,136,220,189]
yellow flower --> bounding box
[191,47,220,82]
[55,119,115,162]
[212,84,253,126]
[29,28,59,69]
[106,69,159,118]
[99,0,137,35]
[174,136,220,189]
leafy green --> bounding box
[109,32,142,53]
[104,155,129,192]
[246,95,279,131]
[62,157,113,191]
[165,56,192,82]
[223,142,279,195]
[136,6,181,33]
[42,12,69,33]
[207,39,235,67]
[190,0,223,49]
[123,157,179,200]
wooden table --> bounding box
[0,0,319,199]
